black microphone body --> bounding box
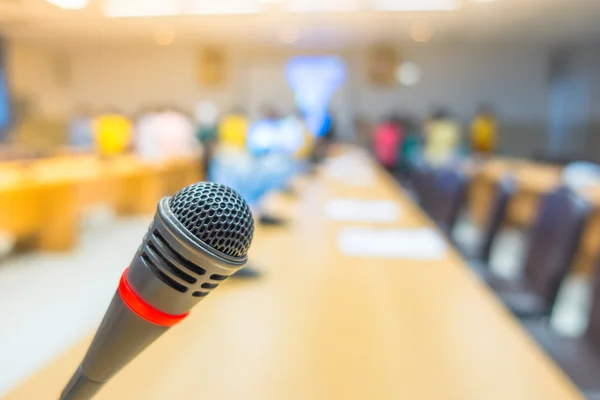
[61,183,254,399]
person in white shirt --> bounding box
[135,108,200,162]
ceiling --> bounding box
[1,0,599,47]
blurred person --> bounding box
[218,107,249,151]
[134,107,161,161]
[423,108,461,167]
[213,106,306,214]
[310,111,338,165]
[373,115,403,172]
[194,100,220,174]
[209,107,252,199]
[470,104,497,154]
[68,106,94,151]
[135,108,199,162]
[399,116,423,174]
[194,100,219,143]
[233,107,301,223]
[93,111,133,157]
[248,107,312,159]
[245,106,296,200]
[293,115,315,161]
[155,108,199,159]
[195,100,219,144]
[246,106,281,157]
[265,110,312,190]
[278,111,307,156]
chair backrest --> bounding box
[476,176,516,264]
[430,168,468,235]
[410,162,436,215]
[522,186,590,311]
[585,265,600,354]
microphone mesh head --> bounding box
[169,182,254,258]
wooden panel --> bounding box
[0,153,203,250]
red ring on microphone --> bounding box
[118,268,190,327]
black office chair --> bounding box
[525,263,600,399]
[467,176,516,276]
[429,168,468,237]
[410,162,436,216]
[487,186,591,319]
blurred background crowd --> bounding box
[41,93,500,213]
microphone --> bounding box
[60,182,254,400]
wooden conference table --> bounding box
[6,149,582,399]
[0,154,202,252]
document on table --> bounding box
[325,198,400,223]
[338,227,447,260]
[323,151,375,186]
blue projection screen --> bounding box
[285,56,345,137]
[0,40,11,134]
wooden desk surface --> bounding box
[0,154,203,251]
[5,152,582,400]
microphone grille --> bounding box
[169,182,254,258]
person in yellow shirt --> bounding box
[210,107,251,193]
[295,128,314,160]
[470,105,497,154]
[218,108,249,150]
[93,112,133,157]
[423,109,461,167]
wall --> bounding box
[6,41,70,118]
[352,44,551,121]
[6,38,591,157]
[575,45,600,158]
[350,43,554,156]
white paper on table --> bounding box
[338,227,447,260]
[323,152,375,186]
[325,198,400,223]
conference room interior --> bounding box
[1,0,600,399]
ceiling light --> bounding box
[396,62,421,86]
[288,0,362,12]
[46,0,88,10]
[189,0,264,14]
[410,21,434,42]
[374,0,461,11]
[103,0,181,17]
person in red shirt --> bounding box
[373,115,404,171]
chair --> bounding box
[467,176,515,275]
[474,176,516,262]
[429,168,468,236]
[487,186,590,319]
[410,162,436,215]
[525,266,600,399]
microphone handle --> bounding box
[60,291,171,400]
[60,366,104,400]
